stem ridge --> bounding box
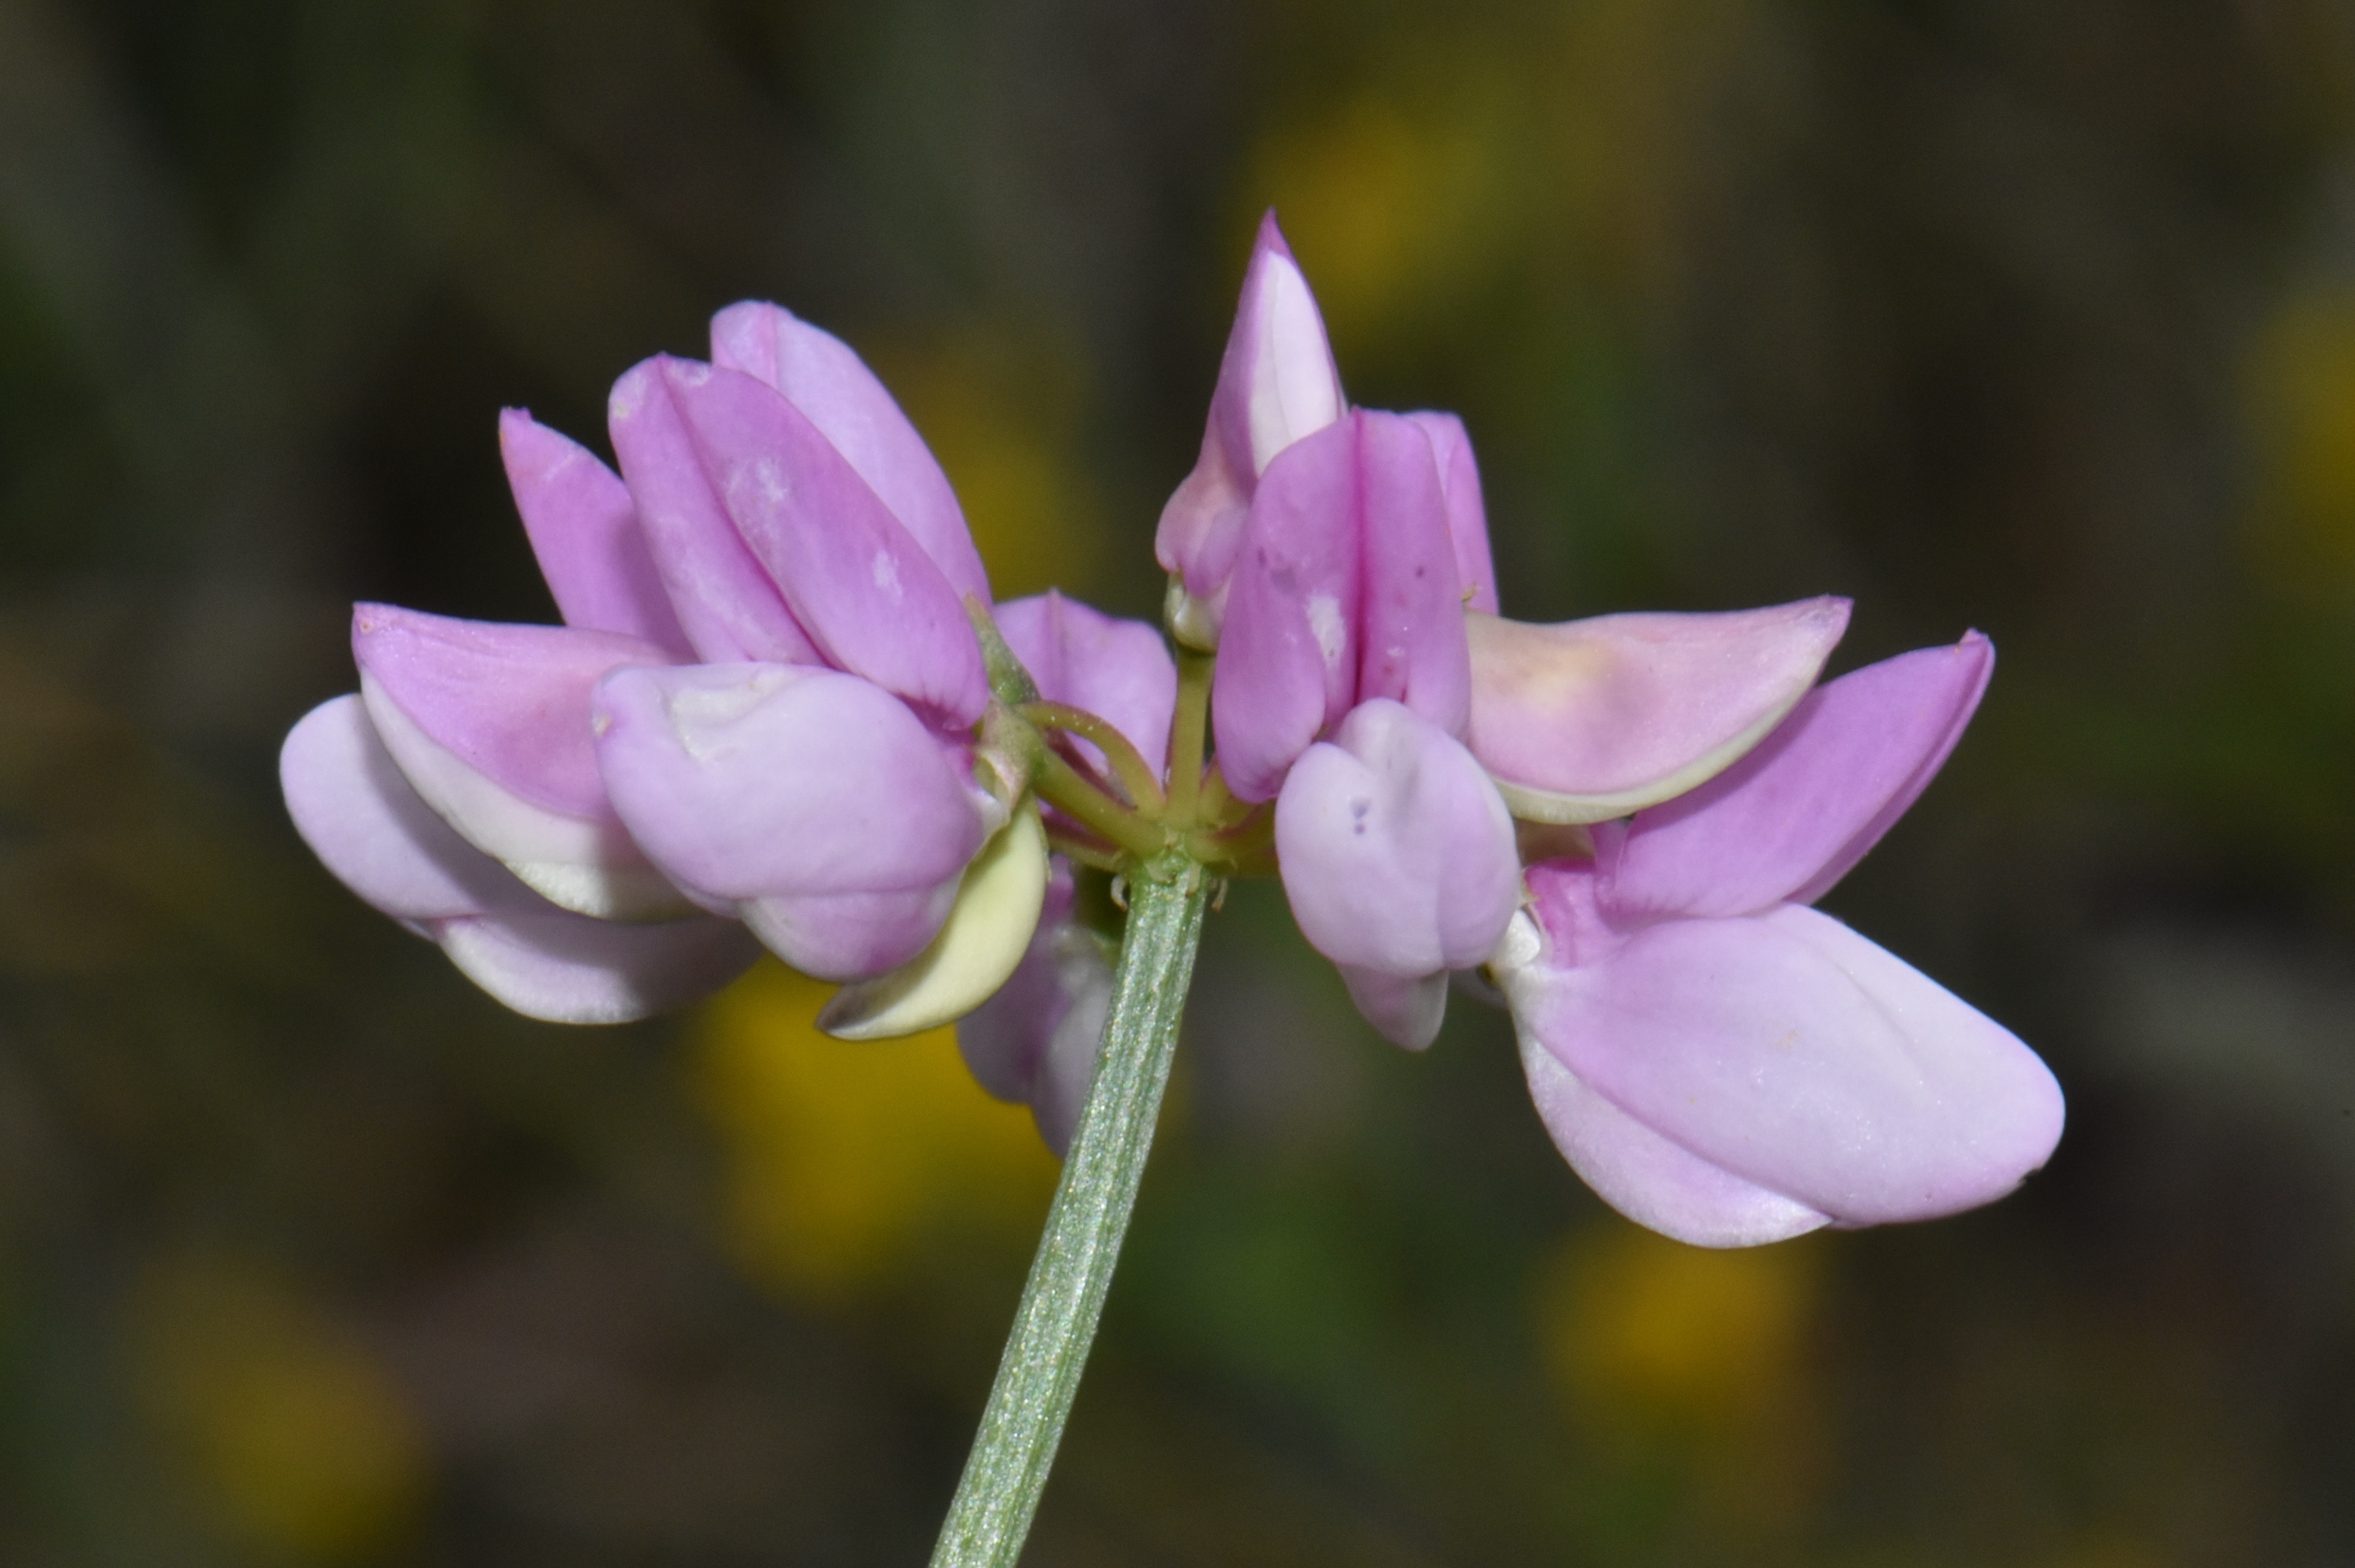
[928,857,1213,1568]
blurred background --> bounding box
[5,1,2355,1563]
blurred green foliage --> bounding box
[7,1,2355,1563]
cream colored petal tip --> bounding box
[817,803,1051,1041]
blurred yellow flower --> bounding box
[1537,1223,1820,1428]
[2243,284,2355,588]
[692,960,1057,1303]
[1534,1224,1828,1532]
[1242,0,1765,358]
[125,1252,427,1561]
[1248,87,1515,354]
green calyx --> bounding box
[965,600,1269,879]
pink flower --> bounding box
[283,303,1063,1022]
[1165,220,2059,1242]
[1156,215,1348,647]
[285,227,2066,1246]
[1492,636,2066,1245]
[1199,400,1845,1051]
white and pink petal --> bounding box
[1156,213,1345,644]
[350,605,687,919]
[435,909,761,1026]
[280,692,757,1023]
[1463,597,1851,825]
[1517,1036,1834,1247]
[283,693,544,924]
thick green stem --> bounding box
[928,857,1212,1568]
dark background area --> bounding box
[7,2,2355,1563]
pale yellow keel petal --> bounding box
[817,803,1050,1041]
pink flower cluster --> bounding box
[283,217,2062,1247]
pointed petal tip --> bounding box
[1807,592,1853,629]
[1253,209,1295,260]
[1234,229,1343,476]
[1155,215,1343,618]
[708,299,796,367]
[1951,627,1997,684]
[1603,628,2001,920]
[497,407,558,482]
[497,410,692,652]
[497,405,582,476]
